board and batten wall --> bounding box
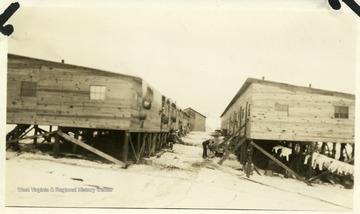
[7,55,176,132]
[249,83,355,144]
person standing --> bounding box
[166,129,176,150]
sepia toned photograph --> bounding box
[1,0,358,213]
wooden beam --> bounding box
[123,131,130,164]
[53,131,60,158]
[250,141,312,186]
[72,131,79,153]
[218,137,247,165]
[129,133,139,163]
[6,131,57,144]
[307,143,314,179]
[19,126,34,139]
[136,132,141,154]
[137,133,147,164]
[33,125,38,144]
[57,131,125,166]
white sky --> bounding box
[5,0,358,118]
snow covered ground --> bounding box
[4,132,354,213]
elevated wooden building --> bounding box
[6,54,185,165]
[220,78,355,185]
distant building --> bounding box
[184,108,206,132]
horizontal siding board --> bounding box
[7,55,182,132]
[248,83,355,143]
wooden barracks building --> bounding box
[6,54,191,166]
[219,77,355,185]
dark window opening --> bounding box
[335,106,349,119]
[275,103,289,116]
[20,81,37,97]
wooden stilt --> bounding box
[150,133,156,155]
[49,126,52,132]
[339,143,346,161]
[136,132,141,154]
[344,143,350,161]
[307,143,314,179]
[320,142,327,155]
[129,133,139,163]
[351,144,355,159]
[137,133,147,163]
[33,125,38,144]
[245,141,254,178]
[72,131,79,153]
[123,131,130,164]
[332,142,336,158]
[53,131,60,158]
[147,133,153,157]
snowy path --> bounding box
[5,134,353,211]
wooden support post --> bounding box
[147,133,153,157]
[251,141,312,186]
[245,141,254,178]
[123,131,130,164]
[150,133,156,155]
[33,125,38,144]
[320,142,327,155]
[137,133,147,163]
[339,143,346,161]
[136,132,141,155]
[53,131,60,158]
[244,102,248,137]
[351,144,355,159]
[332,142,336,158]
[49,126,52,132]
[129,133,139,163]
[72,131,79,153]
[307,143,314,179]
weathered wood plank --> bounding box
[57,131,126,166]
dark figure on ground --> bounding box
[202,139,214,158]
[202,131,223,158]
[166,129,177,150]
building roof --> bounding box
[220,78,355,117]
[8,54,142,82]
[184,107,207,118]
[183,111,191,118]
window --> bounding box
[90,85,106,100]
[275,103,289,116]
[334,106,349,119]
[20,81,37,97]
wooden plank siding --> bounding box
[250,83,355,143]
[221,84,252,138]
[220,78,355,144]
[7,54,181,132]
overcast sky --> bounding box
[6,0,358,118]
